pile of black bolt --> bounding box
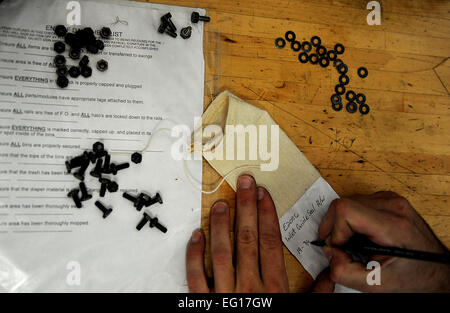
[158,11,210,40]
[65,142,167,233]
[275,31,370,115]
[53,25,110,88]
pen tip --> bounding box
[310,240,326,247]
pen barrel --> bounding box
[360,246,450,265]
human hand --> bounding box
[316,191,450,292]
[186,174,289,293]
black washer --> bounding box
[327,50,337,61]
[335,84,346,95]
[345,90,356,102]
[334,43,345,54]
[291,40,301,52]
[298,52,309,63]
[308,53,319,65]
[339,74,350,85]
[359,103,370,115]
[358,66,368,78]
[56,76,69,88]
[356,93,366,104]
[285,31,296,42]
[301,41,312,53]
[311,36,321,47]
[319,57,329,68]
[275,37,286,49]
[331,93,341,105]
[316,45,327,56]
[346,101,357,113]
[333,59,343,68]
[337,63,348,75]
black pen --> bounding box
[310,234,450,265]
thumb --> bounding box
[311,267,335,293]
[326,246,368,291]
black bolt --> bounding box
[67,189,82,209]
[95,200,113,219]
[100,27,112,39]
[131,152,142,164]
[54,55,66,67]
[135,193,151,211]
[55,25,68,37]
[56,76,69,89]
[110,162,129,175]
[191,12,210,23]
[161,13,177,32]
[96,59,108,72]
[90,158,103,178]
[145,192,163,207]
[123,192,138,204]
[54,41,66,54]
[73,159,89,181]
[102,153,110,173]
[65,152,88,173]
[136,212,151,231]
[99,178,110,197]
[149,217,167,233]
[80,66,92,78]
[107,181,119,193]
[68,66,80,78]
[180,26,192,40]
[79,182,92,201]
[158,22,177,38]
[69,48,81,60]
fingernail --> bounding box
[238,175,253,189]
[191,229,202,243]
[257,187,265,200]
[323,246,333,262]
[213,201,227,214]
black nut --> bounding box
[56,76,69,88]
[55,25,68,37]
[96,39,105,50]
[100,27,112,39]
[86,42,99,54]
[80,66,92,78]
[54,55,66,67]
[56,66,68,77]
[96,59,108,72]
[54,41,66,54]
[180,26,192,39]
[131,152,142,164]
[69,48,81,60]
[79,55,89,67]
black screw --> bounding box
[86,42,99,54]
[145,193,163,207]
[110,162,129,175]
[158,22,177,38]
[161,12,177,32]
[107,181,119,193]
[191,12,210,23]
[79,182,92,201]
[56,66,68,77]
[123,192,138,204]
[180,26,192,40]
[99,178,110,197]
[95,201,113,219]
[149,217,167,233]
[67,189,82,208]
[102,153,110,173]
[73,159,89,181]
[131,152,142,164]
[65,152,88,173]
[135,193,151,211]
[136,212,151,231]
[90,158,103,178]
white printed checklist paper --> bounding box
[0,0,205,292]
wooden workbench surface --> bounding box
[145,0,450,292]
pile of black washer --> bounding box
[53,25,110,88]
[275,31,370,115]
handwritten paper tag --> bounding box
[279,177,339,279]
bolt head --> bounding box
[103,209,113,219]
[191,12,200,23]
[67,189,80,198]
[107,181,119,193]
[131,152,142,164]
[93,142,104,153]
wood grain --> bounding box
[139,0,450,292]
